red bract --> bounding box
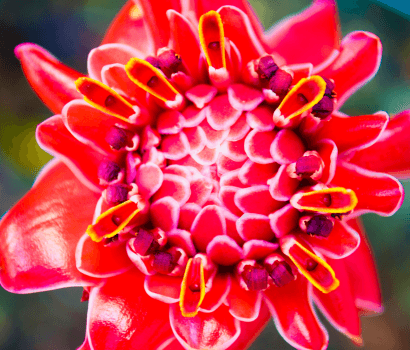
[2,1,408,349]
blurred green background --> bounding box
[0,0,409,349]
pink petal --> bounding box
[223,210,245,246]
[246,105,275,132]
[268,165,300,201]
[220,170,246,188]
[182,105,207,128]
[237,214,274,241]
[169,304,240,350]
[188,177,213,206]
[200,119,230,148]
[184,127,207,154]
[153,174,191,206]
[167,229,197,257]
[243,240,279,260]
[318,31,382,107]
[87,269,173,350]
[207,236,244,266]
[217,154,246,175]
[265,0,340,67]
[238,160,280,186]
[161,133,191,160]
[144,274,182,303]
[164,164,192,180]
[178,203,201,232]
[221,138,247,162]
[135,162,164,198]
[227,84,264,111]
[226,114,250,141]
[244,130,277,164]
[76,233,132,278]
[235,185,283,215]
[185,84,218,109]
[191,146,219,166]
[200,273,231,313]
[150,196,180,232]
[270,129,305,165]
[316,139,338,184]
[220,186,244,217]
[157,110,185,135]
[191,205,227,252]
[206,94,242,131]
[0,160,99,293]
[269,204,300,238]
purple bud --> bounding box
[295,155,321,177]
[242,266,268,291]
[133,229,159,256]
[158,49,182,76]
[98,160,121,182]
[269,69,293,95]
[105,184,128,204]
[145,56,160,69]
[257,56,279,81]
[312,95,334,119]
[306,215,334,237]
[105,126,128,150]
[320,76,335,97]
[268,261,294,287]
[152,251,175,274]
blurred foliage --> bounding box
[0,0,409,349]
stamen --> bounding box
[157,49,182,77]
[257,56,279,81]
[266,261,295,287]
[103,234,119,246]
[312,95,334,119]
[98,160,121,183]
[290,187,358,214]
[105,126,129,150]
[275,75,327,120]
[125,58,182,107]
[152,251,175,274]
[86,196,144,242]
[269,69,292,96]
[179,257,206,317]
[321,76,335,97]
[132,229,159,256]
[306,215,334,238]
[105,184,129,204]
[145,56,160,69]
[198,11,226,69]
[282,238,339,293]
[241,266,268,291]
[75,77,135,122]
[295,155,322,177]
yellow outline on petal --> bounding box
[295,187,358,214]
[278,75,327,120]
[179,258,206,317]
[288,240,339,293]
[75,77,134,124]
[86,199,141,243]
[198,11,226,69]
[125,58,180,103]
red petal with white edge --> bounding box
[237,214,274,241]
[318,31,382,107]
[88,43,144,81]
[344,218,383,315]
[218,6,265,64]
[263,276,329,350]
[179,203,201,232]
[157,110,185,135]
[153,174,191,205]
[191,205,227,252]
[239,160,279,186]
[185,85,218,109]
[184,127,206,154]
[269,204,300,238]
[207,236,244,266]
[191,146,219,166]
[265,0,340,67]
[102,0,153,55]
[227,84,264,112]
[135,0,181,50]
[188,177,213,206]
[135,162,163,198]
[243,240,279,260]
[227,276,262,322]
[169,304,240,350]
[226,114,250,141]
[244,130,277,164]
[200,273,231,313]
[39,115,119,193]
[220,186,243,217]
[268,165,300,201]
[168,229,197,257]
[313,111,388,154]
[316,139,337,184]
[150,196,180,232]
[223,210,245,246]
[313,258,363,346]
[220,170,246,188]
[200,119,230,148]
[217,155,246,175]
[0,160,99,293]
[331,161,404,217]
[161,133,190,160]
[62,99,129,156]
[246,105,275,132]
[145,274,182,303]
[221,138,247,162]
[270,129,305,165]
[235,185,283,215]
[350,110,410,179]
[206,94,242,131]
[182,106,207,127]
[167,10,202,81]
[76,233,133,278]
[302,220,360,259]
[88,269,174,350]
[15,43,83,114]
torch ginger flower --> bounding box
[1,0,408,349]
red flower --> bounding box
[1,0,408,349]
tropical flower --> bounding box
[1,0,408,349]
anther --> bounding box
[208,41,220,51]
[158,49,182,77]
[152,251,175,274]
[242,266,268,291]
[269,69,293,95]
[145,56,160,69]
[257,56,279,81]
[98,160,121,182]
[105,126,128,150]
[306,215,334,237]
[295,155,322,177]
[147,76,159,88]
[321,76,335,97]
[104,95,116,107]
[103,234,119,246]
[188,257,202,292]
[305,259,318,271]
[312,95,334,119]
[132,229,159,256]
[323,193,332,207]
[267,261,295,287]
[105,184,128,204]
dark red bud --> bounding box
[306,215,334,237]
[312,95,334,119]
[106,184,128,204]
[268,261,294,287]
[145,56,160,69]
[242,266,268,291]
[152,251,175,274]
[133,229,159,256]
[257,56,279,81]
[158,49,182,77]
[295,155,321,177]
[269,69,292,95]
[320,76,335,97]
[98,160,121,182]
[105,126,128,150]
